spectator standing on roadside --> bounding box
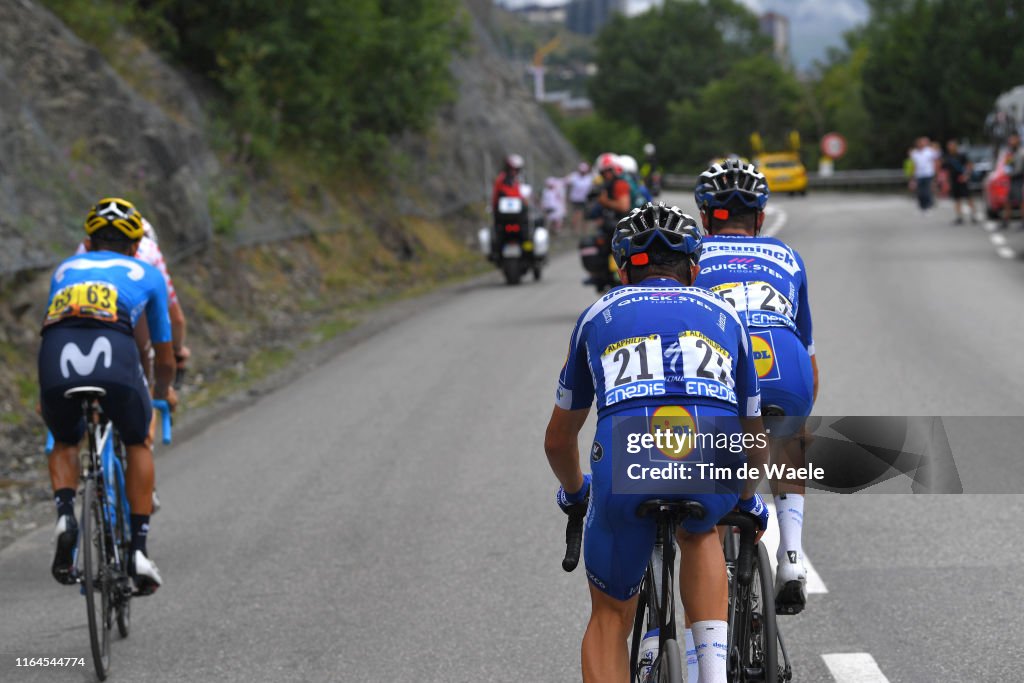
[910,137,940,211]
[541,177,566,234]
[941,140,976,225]
[566,162,593,235]
[1001,133,1024,230]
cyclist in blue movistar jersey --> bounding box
[545,203,770,682]
[693,160,819,614]
[39,198,176,595]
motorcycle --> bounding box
[478,195,548,285]
[578,230,620,293]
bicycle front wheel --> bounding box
[82,478,111,680]
[113,473,131,639]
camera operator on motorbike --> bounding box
[490,153,529,262]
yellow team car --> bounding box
[755,152,808,195]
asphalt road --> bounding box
[1,192,1023,681]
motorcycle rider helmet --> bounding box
[694,159,769,217]
[84,197,145,241]
[597,152,621,175]
[612,202,702,269]
[506,154,524,170]
[618,154,639,175]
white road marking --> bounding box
[997,246,1016,259]
[990,233,1007,246]
[763,206,787,236]
[984,220,999,232]
[822,653,891,682]
[764,501,828,594]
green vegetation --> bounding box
[555,0,1024,170]
[44,0,468,171]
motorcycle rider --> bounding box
[491,154,528,261]
[641,142,662,197]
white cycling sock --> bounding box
[684,627,698,683]
[691,620,728,683]
[774,493,805,561]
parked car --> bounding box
[754,152,808,195]
[983,148,1022,219]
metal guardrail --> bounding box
[663,169,907,191]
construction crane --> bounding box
[530,35,561,101]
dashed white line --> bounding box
[763,501,828,594]
[822,653,891,682]
[990,233,1007,246]
[997,246,1016,259]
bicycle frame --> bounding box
[82,412,129,572]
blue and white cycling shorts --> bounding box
[38,324,152,446]
[584,403,745,601]
[748,328,813,437]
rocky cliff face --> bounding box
[402,7,581,216]
[0,0,580,535]
[0,0,216,274]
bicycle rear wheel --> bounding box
[650,639,683,683]
[753,543,779,682]
[82,478,111,680]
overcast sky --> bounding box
[497,0,869,70]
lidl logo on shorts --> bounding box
[649,405,697,460]
[750,332,780,381]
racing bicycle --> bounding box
[561,500,792,682]
[46,389,171,681]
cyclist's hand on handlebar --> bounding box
[159,386,179,412]
[557,473,592,515]
[736,493,769,539]
[175,346,191,369]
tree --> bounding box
[664,56,805,170]
[861,0,1024,165]
[588,0,768,141]
[138,0,467,167]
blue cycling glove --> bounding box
[557,474,592,514]
[736,493,769,531]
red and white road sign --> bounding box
[821,132,847,159]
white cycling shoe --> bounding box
[131,550,163,596]
[774,551,807,615]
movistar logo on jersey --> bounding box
[55,257,146,283]
[59,337,113,378]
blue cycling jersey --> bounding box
[694,235,814,354]
[42,250,172,343]
[556,278,761,418]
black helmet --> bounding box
[612,202,702,269]
[694,159,769,215]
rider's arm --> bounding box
[143,267,175,404]
[546,312,596,493]
[795,252,817,403]
[544,406,590,494]
[598,180,631,214]
[169,300,188,362]
[152,341,176,402]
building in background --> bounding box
[759,11,790,65]
[565,0,621,35]
[508,2,568,24]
